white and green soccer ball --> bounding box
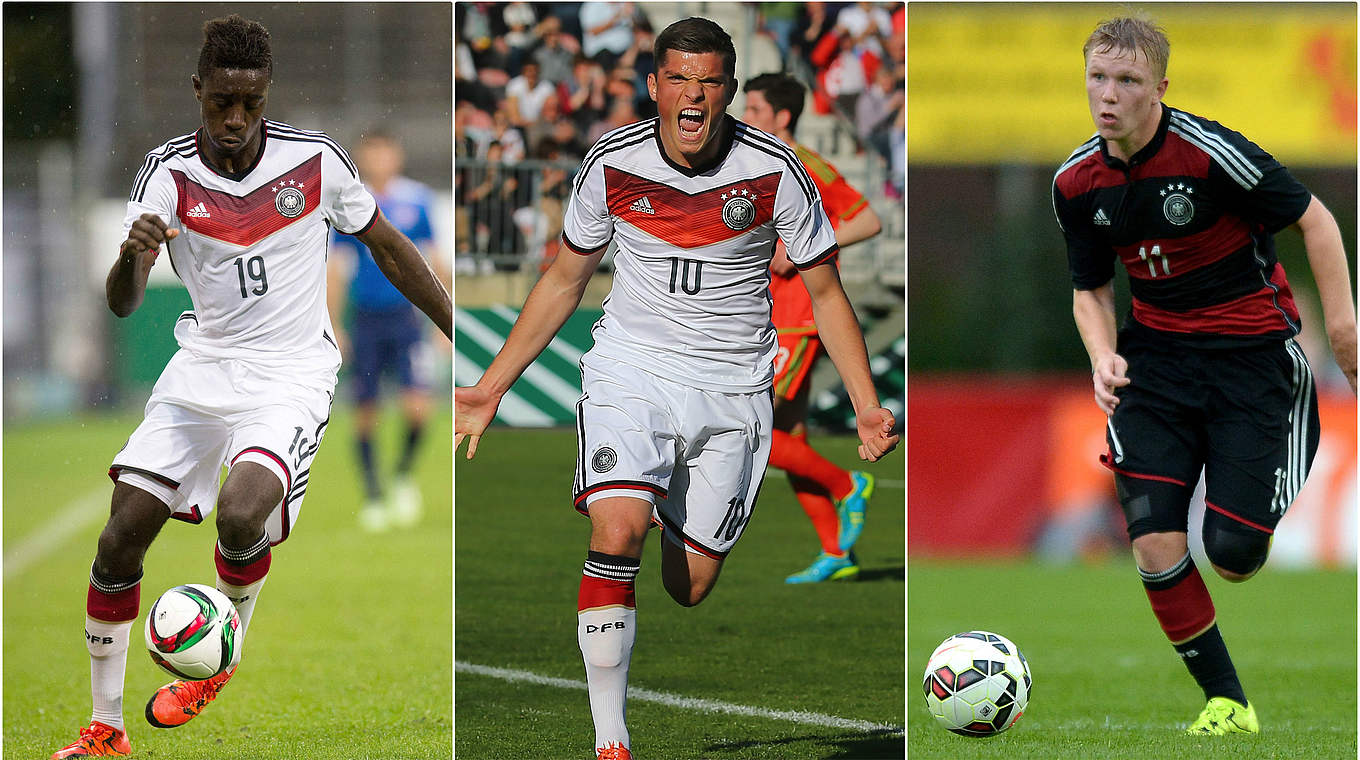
[145,584,242,680]
[922,630,1031,736]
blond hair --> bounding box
[1083,16,1170,78]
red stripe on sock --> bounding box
[578,575,635,612]
[215,544,271,586]
[1145,566,1216,644]
[770,430,853,499]
[88,583,139,623]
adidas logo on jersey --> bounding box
[186,202,211,218]
[629,196,656,215]
[1092,207,1110,226]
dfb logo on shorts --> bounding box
[591,446,618,474]
[274,186,306,218]
[586,621,626,633]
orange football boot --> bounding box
[145,666,235,728]
[51,721,130,758]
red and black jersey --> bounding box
[1053,105,1312,346]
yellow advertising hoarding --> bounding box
[908,3,1356,165]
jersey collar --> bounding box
[1099,104,1171,170]
[653,114,737,178]
[195,121,269,182]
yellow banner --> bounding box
[907,3,1357,165]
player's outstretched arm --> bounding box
[108,213,177,317]
[798,262,899,461]
[1073,283,1129,414]
[455,244,606,459]
[1293,195,1358,394]
[359,212,453,339]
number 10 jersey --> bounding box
[562,117,839,393]
[123,121,378,373]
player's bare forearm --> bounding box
[1294,196,1358,393]
[478,245,603,396]
[800,263,898,459]
[834,204,881,249]
[1072,284,1119,368]
[360,213,452,338]
[1073,284,1129,413]
[108,214,177,317]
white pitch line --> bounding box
[4,486,108,581]
[456,661,903,735]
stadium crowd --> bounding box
[454,2,904,273]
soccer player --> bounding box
[742,72,883,583]
[328,130,448,532]
[54,16,451,759]
[455,17,898,760]
[1053,16,1357,735]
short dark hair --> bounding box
[653,17,736,81]
[744,73,806,133]
[198,14,273,80]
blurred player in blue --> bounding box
[329,130,449,532]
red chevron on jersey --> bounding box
[605,166,781,249]
[172,154,322,246]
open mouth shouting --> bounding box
[678,108,706,144]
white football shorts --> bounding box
[573,352,772,559]
[110,349,335,545]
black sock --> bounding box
[358,436,381,499]
[396,423,424,475]
[1173,624,1247,704]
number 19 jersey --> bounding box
[562,117,839,393]
[124,120,378,373]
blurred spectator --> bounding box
[532,15,576,85]
[821,32,868,116]
[523,92,584,159]
[579,1,634,70]
[565,54,608,134]
[587,96,639,145]
[505,60,556,126]
[835,1,893,60]
[489,107,526,161]
[502,1,538,72]
[464,141,525,270]
[795,2,835,74]
[756,2,802,65]
[459,2,512,73]
[856,65,902,161]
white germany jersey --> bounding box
[563,117,838,393]
[124,120,378,373]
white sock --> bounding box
[578,606,637,750]
[215,575,267,639]
[86,617,132,730]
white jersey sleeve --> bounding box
[773,158,838,269]
[562,157,614,254]
[122,156,181,245]
[321,142,379,235]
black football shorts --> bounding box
[1103,329,1320,536]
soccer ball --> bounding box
[922,630,1031,737]
[145,584,242,680]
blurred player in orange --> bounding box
[742,73,883,583]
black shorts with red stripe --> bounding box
[1102,324,1320,538]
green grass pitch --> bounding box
[455,428,906,759]
[909,558,1357,759]
[3,405,452,760]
